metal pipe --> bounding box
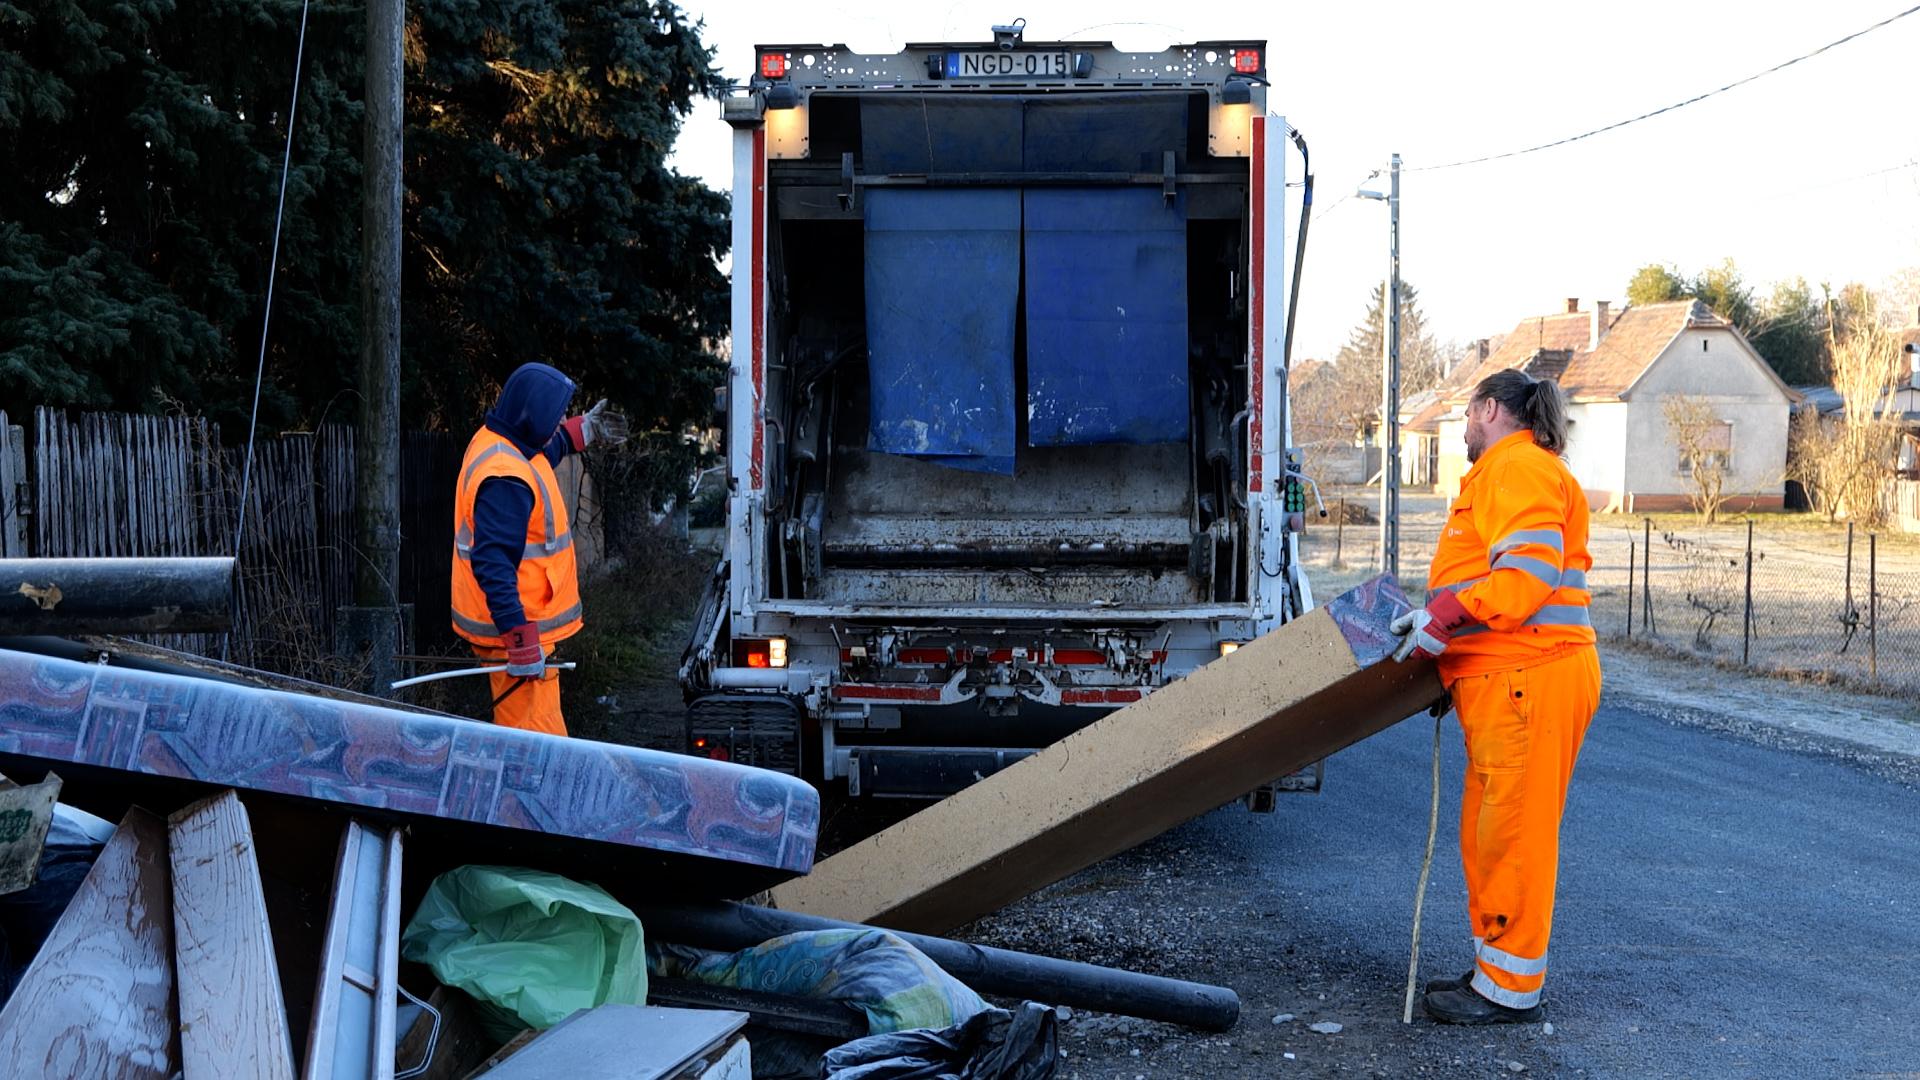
[633,899,1242,1032]
[389,662,575,691]
[709,667,794,690]
[0,557,235,634]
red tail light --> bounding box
[1232,48,1261,74]
[760,53,788,79]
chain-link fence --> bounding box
[1593,519,1920,695]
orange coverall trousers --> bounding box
[1450,644,1601,1009]
[472,644,567,737]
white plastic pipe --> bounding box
[390,662,575,691]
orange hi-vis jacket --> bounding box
[1427,430,1595,683]
[450,429,583,649]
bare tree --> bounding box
[1823,301,1907,528]
[1663,395,1731,524]
[1785,407,1842,521]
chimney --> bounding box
[1590,300,1611,351]
[1477,338,1490,361]
[1565,297,1580,315]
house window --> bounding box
[1678,421,1733,475]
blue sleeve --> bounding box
[541,428,574,468]
[472,476,535,633]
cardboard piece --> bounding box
[0,771,61,895]
[768,575,1443,933]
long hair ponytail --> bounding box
[1472,369,1569,455]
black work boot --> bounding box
[1423,969,1477,995]
[1422,985,1544,1025]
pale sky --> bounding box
[668,0,1920,362]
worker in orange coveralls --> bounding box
[1390,368,1601,1024]
[450,363,628,735]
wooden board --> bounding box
[0,806,177,1078]
[768,575,1445,933]
[393,984,495,1080]
[170,791,297,1080]
[0,771,61,894]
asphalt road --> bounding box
[965,691,1920,1078]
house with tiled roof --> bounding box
[1413,298,1797,511]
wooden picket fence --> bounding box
[0,407,471,678]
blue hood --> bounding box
[485,363,576,452]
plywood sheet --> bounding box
[768,575,1443,933]
[170,790,297,1080]
[0,806,176,1078]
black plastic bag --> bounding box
[820,1002,1057,1080]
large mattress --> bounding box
[0,649,818,885]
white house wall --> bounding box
[1622,328,1792,509]
[1563,401,1628,507]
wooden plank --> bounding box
[0,806,177,1078]
[0,412,20,557]
[301,820,403,1080]
[170,790,298,1080]
[0,771,62,895]
[768,576,1445,933]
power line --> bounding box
[1408,3,1920,173]
[225,0,311,661]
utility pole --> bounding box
[339,0,408,694]
[1359,155,1403,579]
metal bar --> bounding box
[1642,518,1654,634]
[635,900,1241,1032]
[852,171,1246,187]
[1743,520,1753,665]
[303,820,404,1080]
[1626,539,1635,638]
[0,557,234,634]
[822,545,1189,569]
[1381,153,1402,580]
[1870,532,1878,681]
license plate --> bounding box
[949,50,1070,78]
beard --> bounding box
[1465,430,1485,463]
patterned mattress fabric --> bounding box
[0,649,818,875]
[1321,573,1419,668]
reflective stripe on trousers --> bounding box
[1453,645,1602,1010]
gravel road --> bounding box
[960,651,1920,1079]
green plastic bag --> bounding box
[401,865,646,1040]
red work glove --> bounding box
[502,622,545,677]
[1390,591,1476,662]
[561,399,631,451]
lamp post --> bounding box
[1357,154,1402,580]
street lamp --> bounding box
[1356,155,1402,579]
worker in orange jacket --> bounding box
[450,363,628,735]
[1390,368,1601,1025]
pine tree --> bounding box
[1,0,730,494]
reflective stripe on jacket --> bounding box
[1427,430,1594,681]
[450,428,583,648]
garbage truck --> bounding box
[680,24,1320,800]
